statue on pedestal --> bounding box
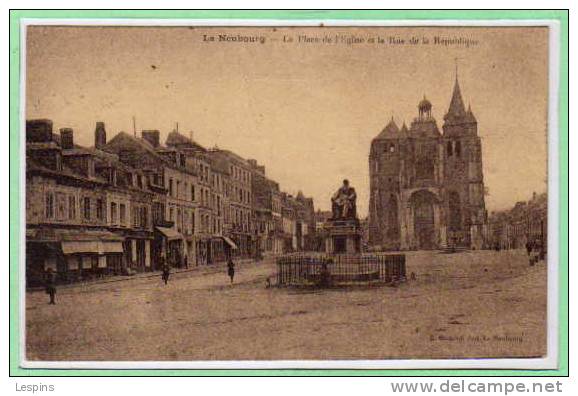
[331,179,357,220]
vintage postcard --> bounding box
[20,19,560,369]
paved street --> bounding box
[26,249,547,361]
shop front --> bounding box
[25,229,125,286]
[155,226,185,268]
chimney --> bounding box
[142,130,160,148]
[60,128,74,149]
[95,122,107,149]
[26,119,53,143]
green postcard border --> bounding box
[9,9,569,377]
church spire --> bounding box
[445,63,466,121]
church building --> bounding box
[368,75,487,250]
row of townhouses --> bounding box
[484,192,547,251]
[25,119,316,286]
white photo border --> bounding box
[19,17,561,370]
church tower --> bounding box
[442,74,487,249]
[368,117,405,249]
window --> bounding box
[137,174,143,189]
[191,212,195,234]
[415,157,434,180]
[111,202,117,224]
[68,195,76,220]
[169,178,174,197]
[56,193,66,219]
[455,141,462,157]
[152,202,163,224]
[83,197,91,220]
[169,207,174,222]
[141,207,148,228]
[447,141,453,156]
[191,185,195,202]
[120,203,126,225]
[176,180,181,198]
[96,199,104,220]
[132,206,138,227]
[45,192,54,219]
[389,144,395,153]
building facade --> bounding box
[486,192,547,251]
[368,76,487,250]
[26,120,154,286]
[25,118,317,286]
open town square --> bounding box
[26,249,546,361]
[23,25,550,363]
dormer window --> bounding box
[87,158,95,178]
[110,169,117,186]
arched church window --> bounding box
[447,141,453,156]
[387,194,399,238]
[448,191,462,231]
[415,157,434,180]
[456,141,462,157]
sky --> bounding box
[26,26,549,216]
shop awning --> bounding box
[222,236,238,250]
[101,241,124,253]
[156,226,184,241]
[62,241,100,254]
[62,240,124,255]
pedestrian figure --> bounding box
[528,243,538,266]
[227,258,235,284]
[162,264,170,285]
[525,240,533,256]
[319,259,332,288]
[45,268,56,305]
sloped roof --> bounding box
[444,78,468,124]
[373,117,405,140]
[105,132,166,161]
[166,130,207,153]
[208,152,231,175]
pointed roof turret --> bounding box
[384,116,399,133]
[400,121,409,136]
[465,103,477,123]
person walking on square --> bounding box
[162,263,170,285]
[227,257,235,284]
[525,239,533,256]
[45,268,57,305]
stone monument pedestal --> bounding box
[324,219,362,254]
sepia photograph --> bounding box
[21,21,556,367]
